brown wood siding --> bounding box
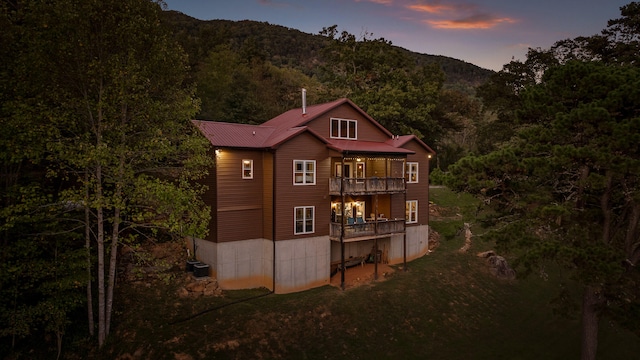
[273,132,331,241]
[216,149,265,242]
[404,140,433,225]
[390,160,405,179]
[390,193,405,221]
[262,152,274,240]
[305,104,390,142]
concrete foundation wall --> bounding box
[187,237,273,291]
[186,227,427,294]
[274,236,331,294]
[387,225,430,265]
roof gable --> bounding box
[388,135,436,155]
[260,98,393,138]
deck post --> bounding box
[340,157,346,290]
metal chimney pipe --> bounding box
[302,88,307,115]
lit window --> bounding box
[294,206,315,234]
[242,159,253,179]
[406,162,418,183]
[330,118,357,139]
[294,160,316,185]
[406,200,418,224]
[356,162,365,183]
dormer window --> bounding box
[331,118,357,139]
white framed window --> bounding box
[242,159,253,179]
[406,162,418,183]
[330,118,357,139]
[294,160,316,185]
[406,200,418,224]
[294,206,315,234]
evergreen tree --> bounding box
[447,60,640,360]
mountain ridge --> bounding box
[162,10,494,90]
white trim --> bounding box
[242,159,253,179]
[294,206,315,234]
[406,162,418,183]
[293,160,316,185]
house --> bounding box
[191,97,435,294]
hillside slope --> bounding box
[162,10,493,90]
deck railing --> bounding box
[330,218,405,240]
[328,177,405,195]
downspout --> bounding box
[340,153,346,290]
[272,151,277,293]
[374,193,378,280]
[403,158,407,271]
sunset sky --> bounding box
[163,0,631,71]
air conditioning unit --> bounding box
[193,262,210,278]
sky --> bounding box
[162,0,631,71]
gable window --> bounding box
[295,206,315,234]
[331,118,357,139]
[406,162,418,183]
[242,159,253,179]
[406,200,418,224]
[294,160,316,185]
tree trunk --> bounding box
[96,163,106,347]
[581,285,601,360]
[105,206,119,336]
[85,174,94,337]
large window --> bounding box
[406,162,418,183]
[242,159,253,179]
[294,160,316,185]
[331,118,357,139]
[406,200,418,224]
[295,206,315,234]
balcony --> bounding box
[329,177,405,195]
[330,218,405,242]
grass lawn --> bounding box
[96,187,639,359]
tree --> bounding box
[317,25,444,142]
[446,60,640,359]
[196,45,322,123]
[3,0,212,350]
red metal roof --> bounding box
[193,99,434,156]
[260,98,393,138]
[192,120,274,148]
[387,135,436,154]
[192,121,329,150]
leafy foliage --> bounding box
[1,0,212,354]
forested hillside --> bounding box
[160,10,492,170]
[162,10,493,90]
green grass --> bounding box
[94,187,639,359]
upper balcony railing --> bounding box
[329,177,405,195]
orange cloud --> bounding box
[407,3,456,14]
[356,0,394,5]
[427,14,517,29]
[404,1,517,30]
